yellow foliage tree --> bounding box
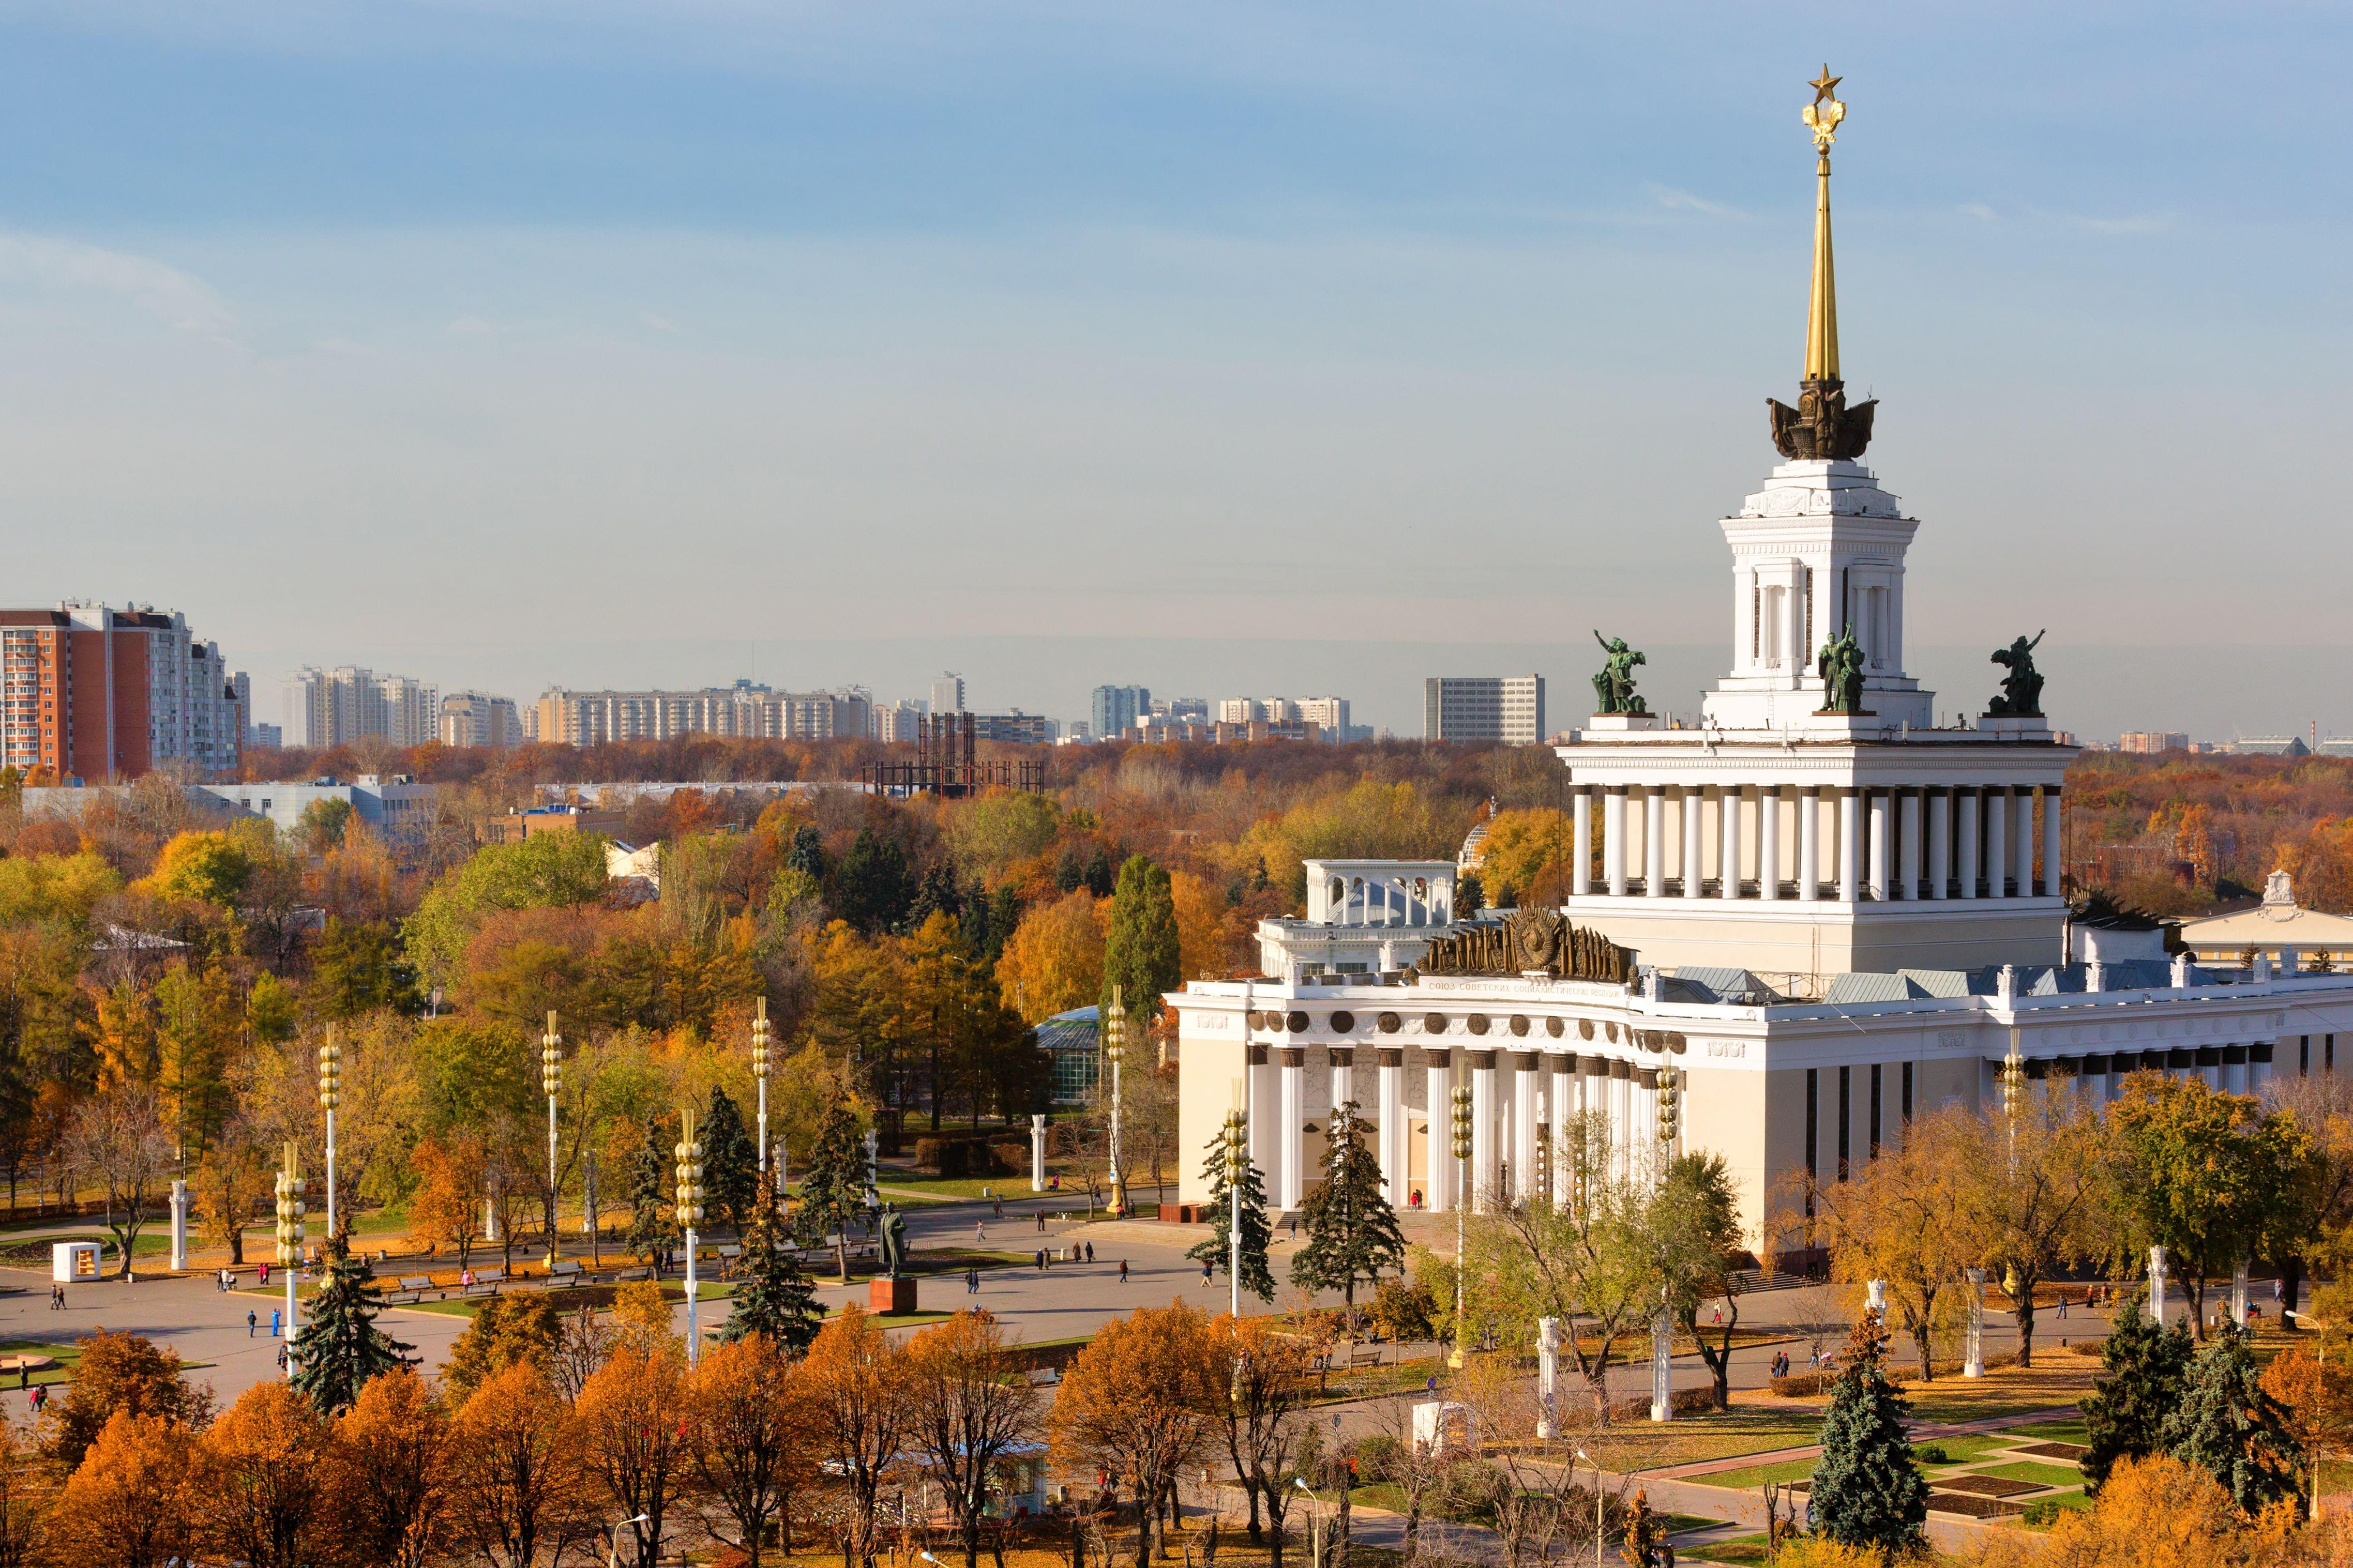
[1475,808,1582,903]
[2034,1453,2294,1566]
[1168,869,1233,982]
[195,1381,334,1568]
[46,1409,199,1568]
[996,890,1107,1024]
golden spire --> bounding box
[1801,66,1846,383]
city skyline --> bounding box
[4,7,2351,749]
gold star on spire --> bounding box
[1809,65,1841,104]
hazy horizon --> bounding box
[8,4,2351,743]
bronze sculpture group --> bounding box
[1816,623,1867,714]
[1987,631,2046,717]
[1591,631,1648,716]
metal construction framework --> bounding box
[860,712,1046,797]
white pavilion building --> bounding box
[1170,79,2353,1250]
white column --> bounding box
[1837,788,1861,902]
[1331,1052,1355,1117]
[1511,1053,1537,1204]
[1031,1114,1047,1192]
[1611,1065,1633,1182]
[1986,787,2009,899]
[1636,1069,1659,1185]
[1926,787,1950,900]
[1643,788,1667,899]
[1248,1047,1278,1177]
[1719,786,1742,901]
[170,1179,189,1272]
[1571,789,1592,897]
[2223,1046,2246,1095]
[1549,1059,1574,1205]
[1278,1048,1305,1211]
[1897,789,1921,901]
[1681,788,1705,900]
[2014,788,2037,900]
[1758,785,1782,901]
[1956,787,1981,899]
[1797,786,1820,902]
[1866,790,1889,901]
[1605,788,1629,897]
[1470,1051,1499,1212]
[2042,786,2064,897]
[1424,1049,1454,1214]
[1378,1048,1405,1201]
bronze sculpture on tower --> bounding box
[1767,68,1877,462]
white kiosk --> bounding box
[51,1241,101,1284]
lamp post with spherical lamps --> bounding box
[1448,1083,1473,1369]
[675,1107,705,1366]
[317,1029,341,1241]
[752,996,771,1176]
[1103,987,1128,1217]
[275,1141,306,1378]
[541,1012,564,1269]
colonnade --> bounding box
[2029,1044,2277,1101]
[1246,1040,1674,1215]
[1573,782,2061,903]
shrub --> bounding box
[1368,1273,1438,1342]
[2022,1498,2061,1528]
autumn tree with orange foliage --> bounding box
[447,1360,585,1568]
[996,890,1107,1024]
[903,1309,1044,1568]
[41,1328,211,1471]
[1049,1301,1221,1568]
[409,1131,489,1268]
[800,1304,911,1568]
[1210,1313,1316,1549]
[329,1365,452,1568]
[577,1344,695,1568]
[44,1410,198,1568]
[0,1419,49,1568]
[195,1381,334,1568]
[690,1333,816,1568]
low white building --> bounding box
[1170,91,2353,1249]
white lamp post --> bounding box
[1104,986,1128,1217]
[752,996,771,1175]
[675,1108,705,1367]
[274,1141,306,1378]
[1448,1083,1473,1369]
[542,1012,563,1269]
[1222,1100,1248,1319]
[316,1029,341,1242]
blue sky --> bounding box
[4,3,2349,738]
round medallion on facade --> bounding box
[1605,1022,1620,1043]
[1546,1017,1564,1038]
[1330,1012,1355,1033]
[1378,1012,1401,1034]
[1467,1015,1490,1036]
[1286,1011,1310,1034]
[1424,1013,1448,1033]
[1509,1015,1529,1037]
[1578,1019,1594,1041]
[1668,1032,1688,1054]
[1246,1010,1263,1028]
[1262,1011,1283,1033]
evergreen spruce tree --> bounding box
[720,1165,824,1352]
[786,825,827,882]
[1288,1102,1406,1313]
[1807,1312,1928,1552]
[795,1098,870,1283]
[2161,1322,2306,1515]
[2081,1300,2195,1492]
[625,1115,674,1266]
[703,1086,759,1234]
[1186,1123,1274,1303]
[1102,855,1181,1020]
[289,1236,414,1415]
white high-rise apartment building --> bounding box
[930,672,966,714]
[439,692,522,748]
[1423,676,1547,745]
[283,665,439,749]
[379,675,440,748]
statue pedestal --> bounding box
[1580,712,1662,733]
[869,1275,918,1315]
[1974,714,2051,738]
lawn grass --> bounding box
[1679,1536,1773,1566]
[0,1339,82,1389]
[2007,1418,2092,1443]
[1899,1357,2098,1425]
[1975,1460,2084,1489]
[1684,1458,1817,1492]
[1912,1434,2012,1467]
[1624,1406,1825,1472]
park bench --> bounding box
[548,1261,584,1287]
[462,1268,508,1297]
[613,1267,653,1283]
[385,1275,436,1304]
[1349,1346,1383,1369]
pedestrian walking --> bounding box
[1201,1259,1213,1286]
[967,1268,979,1295]
[1118,1259,1129,1284]
[49,1285,62,1311]
[1085,1241,1095,1264]
[976,1221,987,1245]
[259,1261,269,1287]
[248,1310,258,1337]
[1035,1248,1046,1272]
[993,1196,1004,1220]
[271,1308,282,1339]
[1036,1212,1046,1232]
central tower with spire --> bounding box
[1767,68,1877,463]
[1546,68,2076,980]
